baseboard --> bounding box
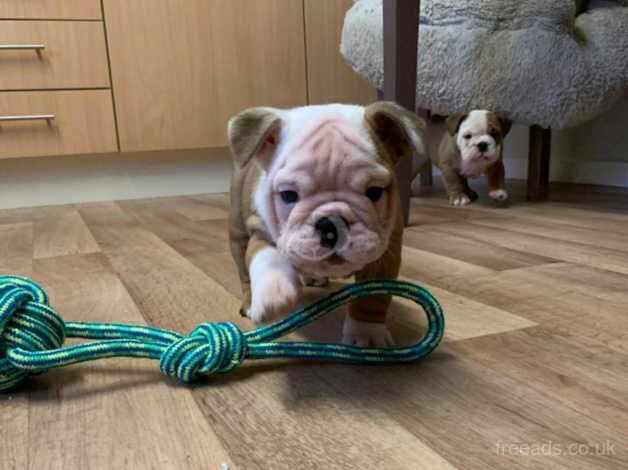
[503,157,628,188]
[0,147,625,211]
[0,148,233,210]
[428,157,628,188]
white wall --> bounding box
[0,98,626,210]
[503,97,628,187]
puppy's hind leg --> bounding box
[230,235,251,316]
[229,221,255,316]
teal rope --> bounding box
[0,275,444,391]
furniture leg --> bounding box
[382,0,420,225]
[417,108,432,187]
[527,125,551,200]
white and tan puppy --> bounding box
[228,102,424,346]
[434,110,511,206]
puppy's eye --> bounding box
[365,186,385,202]
[279,190,299,204]
[463,133,472,139]
[490,131,500,140]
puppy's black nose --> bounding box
[477,141,488,152]
[315,216,339,249]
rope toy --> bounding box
[0,275,444,391]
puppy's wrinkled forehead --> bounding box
[273,112,389,192]
[460,110,490,134]
[228,102,425,184]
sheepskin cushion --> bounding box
[340,0,628,129]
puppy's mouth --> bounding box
[472,153,493,162]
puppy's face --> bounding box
[446,110,511,169]
[229,103,424,278]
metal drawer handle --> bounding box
[0,114,55,122]
[0,44,45,51]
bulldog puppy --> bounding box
[228,102,424,346]
[436,110,511,206]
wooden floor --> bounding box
[1,180,627,470]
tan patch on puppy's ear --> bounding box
[445,113,468,136]
[486,113,512,141]
[227,107,281,169]
[364,101,425,166]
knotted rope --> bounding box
[0,275,444,391]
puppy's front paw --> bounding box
[342,316,394,347]
[249,270,301,324]
[489,189,508,201]
[449,193,471,207]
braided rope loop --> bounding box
[159,322,247,382]
[0,276,66,390]
[0,276,444,391]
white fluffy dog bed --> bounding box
[340,0,628,128]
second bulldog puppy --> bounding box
[228,102,424,346]
[437,110,511,206]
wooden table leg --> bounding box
[419,164,433,187]
[417,109,432,187]
[527,125,551,201]
[382,0,420,225]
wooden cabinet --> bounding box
[0,0,102,20]
[304,0,375,105]
[0,90,117,159]
[0,1,372,159]
[103,0,308,152]
[0,21,110,90]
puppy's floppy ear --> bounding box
[364,101,425,164]
[499,117,512,136]
[445,113,468,136]
[227,107,281,169]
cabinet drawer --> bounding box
[0,0,101,20]
[0,90,118,159]
[0,21,110,90]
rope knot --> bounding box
[159,322,247,382]
[0,276,66,390]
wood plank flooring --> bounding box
[1,180,627,469]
